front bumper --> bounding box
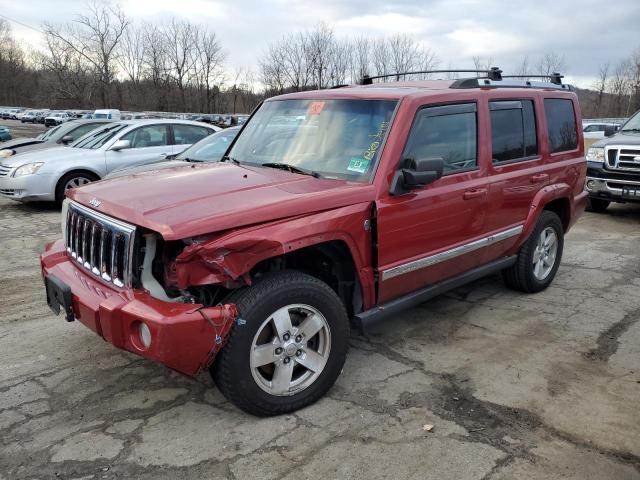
[0,171,57,201]
[41,239,237,376]
[586,164,640,203]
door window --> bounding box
[121,125,169,148]
[544,99,578,153]
[173,124,212,145]
[66,123,105,142]
[403,103,477,174]
[490,100,538,163]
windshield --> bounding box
[621,111,640,132]
[177,128,239,162]
[228,99,397,181]
[71,124,127,149]
[38,124,61,140]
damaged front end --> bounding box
[40,209,240,377]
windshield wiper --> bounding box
[180,157,204,163]
[260,162,321,178]
[621,128,640,133]
[221,155,241,165]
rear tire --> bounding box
[502,210,564,293]
[212,271,349,416]
[586,197,610,213]
[55,171,99,205]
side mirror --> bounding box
[61,135,73,145]
[390,157,444,196]
[604,125,617,137]
[110,139,131,151]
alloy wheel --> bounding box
[250,304,331,396]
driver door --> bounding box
[105,124,171,174]
[375,102,491,303]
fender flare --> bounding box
[516,182,571,249]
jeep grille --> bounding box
[64,201,136,288]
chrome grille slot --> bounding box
[605,145,640,172]
[64,200,136,288]
[0,165,11,177]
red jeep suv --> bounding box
[41,69,587,416]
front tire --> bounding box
[55,171,98,205]
[586,197,610,213]
[212,271,349,416]
[502,211,564,293]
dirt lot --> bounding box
[0,119,46,140]
[0,168,639,477]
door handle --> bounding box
[463,188,488,200]
[530,173,549,184]
[159,153,168,158]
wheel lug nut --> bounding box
[283,333,290,341]
[283,357,291,364]
[295,335,302,343]
[275,347,283,355]
[296,349,303,357]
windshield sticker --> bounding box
[363,121,390,161]
[307,101,325,116]
[347,157,370,173]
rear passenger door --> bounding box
[376,102,491,303]
[484,98,546,260]
[171,124,213,155]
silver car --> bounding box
[0,119,219,203]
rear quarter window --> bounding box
[544,99,578,153]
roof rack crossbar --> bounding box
[360,67,503,85]
[501,73,564,85]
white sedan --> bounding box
[583,122,619,140]
[0,119,219,203]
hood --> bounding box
[0,137,43,150]
[69,162,375,240]
[592,130,640,148]
[105,159,189,179]
[0,145,84,168]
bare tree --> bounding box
[593,62,609,116]
[194,29,225,112]
[387,34,421,76]
[43,1,129,106]
[350,36,371,83]
[536,52,566,76]
[305,23,335,89]
[162,18,198,110]
[371,38,390,77]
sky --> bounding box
[1,0,639,89]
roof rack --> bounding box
[359,67,573,91]
[360,67,503,85]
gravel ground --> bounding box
[0,119,46,140]
[0,153,639,478]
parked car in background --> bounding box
[0,126,11,142]
[0,119,219,203]
[585,109,640,212]
[583,122,620,140]
[105,126,239,178]
[9,108,24,120]
[34,110,50,124]
[0,108,20,120]
[93,109,121,120]
[44,111,73,127]
[21,110,40,123]
[0,119,113,158]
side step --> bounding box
[354,256,516,331]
